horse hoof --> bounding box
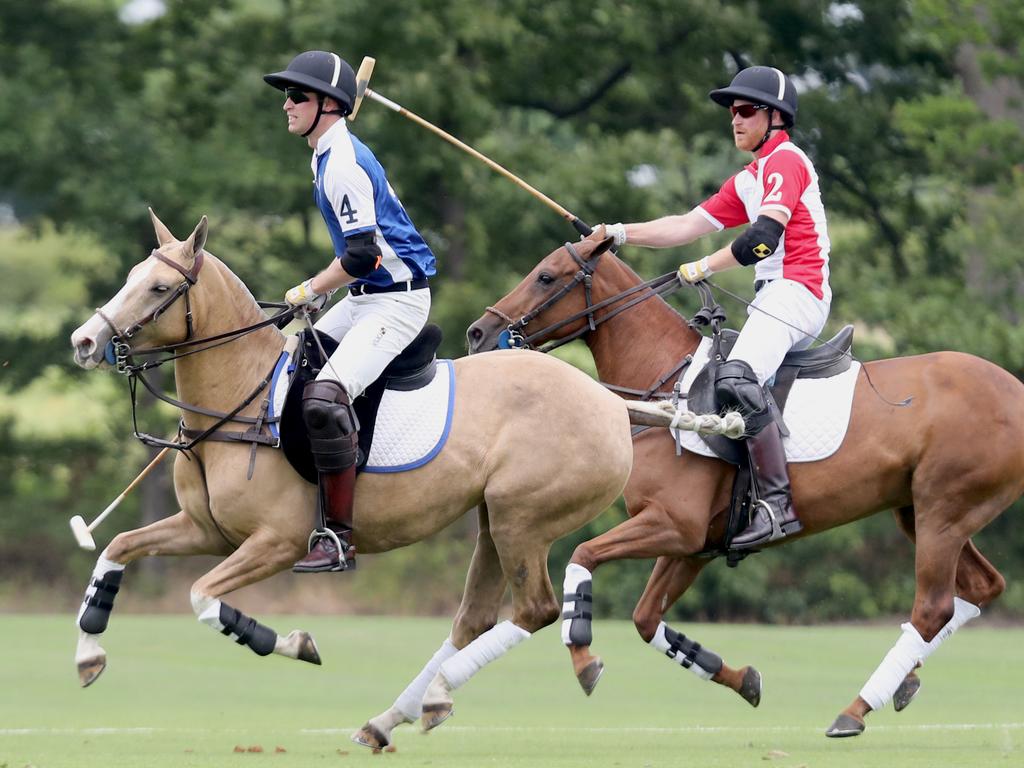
[78,656,107,688]
[420,703,453,732]
[739,666,761,708]
[294,631,322,666]
[576,657,604,697]
[352,723,389,750]
[893,671,921,712]
[825,713,865,738]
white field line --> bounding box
[2,723,1023,736]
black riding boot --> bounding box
[714,359,802,551]
[294,380,359,573]
[729,420,802,550]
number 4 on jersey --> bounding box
[339,195,359,224]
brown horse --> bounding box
[467,234,1023,737]
[70,212,633,748]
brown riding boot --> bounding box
[293,380,359,573]
[730,422,802,551]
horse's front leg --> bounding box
[189,530,318,665]
[561,501,706,696]
[632,556,760,707]
[76,510,227,687]
[354,505,508,748]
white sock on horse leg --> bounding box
[649,621,721,681]
[439,621,531,689]
[561,563,593,645]
[77,551,127,632]
[393,637,458,721]
[859,597,980,711]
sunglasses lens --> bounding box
[731,104,761,118]
[285,87,309,104]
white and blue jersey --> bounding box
[311,120,436,288]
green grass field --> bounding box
[0,615,1020,767]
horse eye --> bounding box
[151,285,170,294]
[537,273,555,285]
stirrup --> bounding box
[306,527,352,572]
[730,500,802,551]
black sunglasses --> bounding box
[284,87,312,104]
[730,103,770,119]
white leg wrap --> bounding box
[393,638,458,721]
[649,622,715,681]
[76,551,127,627]
[859,597,980,711]
[439,621,531,690]
[561,563,592,645]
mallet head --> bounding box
[70,515,97,551]
[348,56,376,121]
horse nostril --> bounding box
[468,326,482,342]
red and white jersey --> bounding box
[695,131,831,302]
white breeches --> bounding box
[313,288,431,398]
[727,278,830,385]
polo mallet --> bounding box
[69,447,171,551]
[347,56,594,236]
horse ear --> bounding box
[590,235,615,259]
[149,207,176,246]
[183,216,209,259]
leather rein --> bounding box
[98,248,302,463]
[484,241,723,400]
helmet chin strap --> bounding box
[301,95,346,138]
[751,108,786,152]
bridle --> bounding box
[484,241,726,399]
[96,248,302,467]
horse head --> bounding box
[467,234,615,353]
[71,209,208,369]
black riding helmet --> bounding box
[710,66,798,151]
[264,51,357,136]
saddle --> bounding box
[685,323,854,566]
[279,323,443,484]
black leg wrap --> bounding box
[79,570,123,635]
[663,625,723,676]
[218,603,277,656]
[302,381,359,473]
[562,580,593,646]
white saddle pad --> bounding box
[672,338,861,462]
[267,352,455,473]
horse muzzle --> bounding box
[71,315,114,369]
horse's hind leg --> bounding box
[354,505,508,749]
[76,510,228,687]
[828,526,982,737]
[190,531,320,666]
[630,556,761,707]
[420,523,558,732]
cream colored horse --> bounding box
[70,212,633,748]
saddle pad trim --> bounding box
[362,359,456,474]
[267,349,292,440]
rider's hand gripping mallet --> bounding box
[69,446,171,550]
[347,56,594,236]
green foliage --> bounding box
[2,0,1023,621]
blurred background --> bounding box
[2,0,1023,623]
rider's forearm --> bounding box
[704,245,742,274]
[310,258,355,294]
[624,210,717,248]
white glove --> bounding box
[285,278,321,306]
[604,222,627,246]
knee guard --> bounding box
[714,360,772,435]
[302,380,359,472]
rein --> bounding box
[485,241,720,400]
[102,248,304,461]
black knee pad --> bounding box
[219,603,277,656]
[302,381,359,471]
[714,360,772,434]
[79,570,123,635]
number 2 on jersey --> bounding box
[763,173,784,203]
